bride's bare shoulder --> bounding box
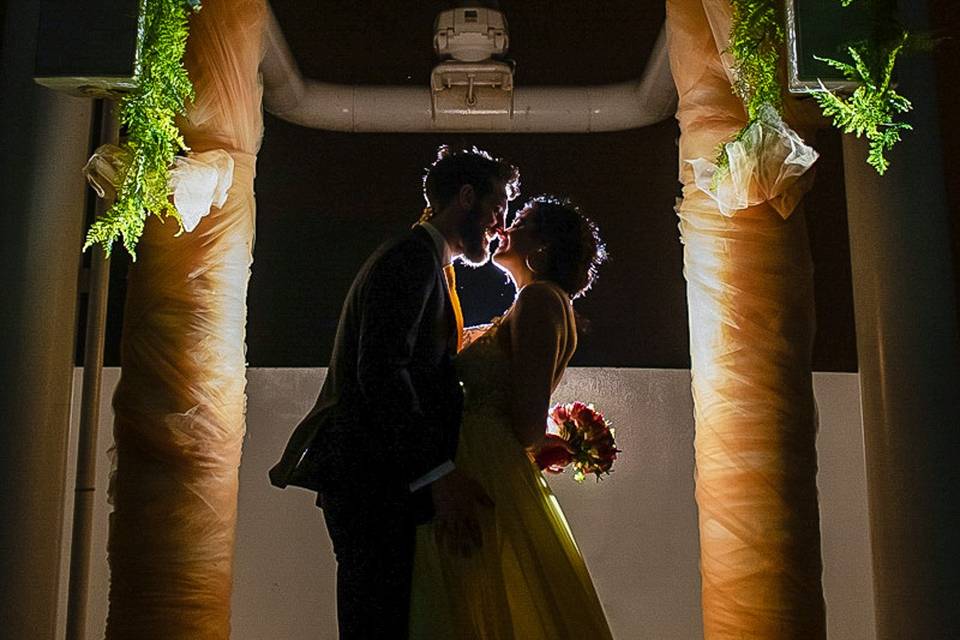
[507,281,570,326]
[517,281,568,307]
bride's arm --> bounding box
[506,285,568,448]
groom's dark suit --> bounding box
[269,224,463,638]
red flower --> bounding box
[569,401,591,422]
[550,404,570,424]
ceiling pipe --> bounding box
[261,6,676,133]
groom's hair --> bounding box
[422,146,520,211]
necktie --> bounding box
[443,264,464,352]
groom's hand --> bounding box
[431,468,494,558]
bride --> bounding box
[409,195,613,639]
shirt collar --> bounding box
[419,221,453,266]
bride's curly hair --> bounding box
[526,195,607,300]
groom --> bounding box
[270,146,519,638]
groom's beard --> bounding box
[458,204,493,268]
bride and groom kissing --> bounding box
[270,146,611,638]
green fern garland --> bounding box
[84,0,199,258]
[729,0,784,121]
[713,0,785,177]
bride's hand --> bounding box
[528,434,575,473]
[431,469,494,558]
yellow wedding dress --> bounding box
[409,282,613,639]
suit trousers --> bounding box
[321,481,417,639]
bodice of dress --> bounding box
[457,318,512,419]
[456,281,576,424]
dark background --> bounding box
[87,0,960,371]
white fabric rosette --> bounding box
[82,146,235,233]
[167,149,235,232]
[686,105,819,219]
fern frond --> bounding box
[811,23,911,175]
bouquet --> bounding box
[534,402,621,482]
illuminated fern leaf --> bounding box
[811,28,912,175]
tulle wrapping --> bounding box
[106,1,265,638]
[688,106,819,218]
[666,0,826,637]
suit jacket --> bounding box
[269,225,463,520]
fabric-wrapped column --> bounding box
[106,1,266,637]
[666,0,826,637]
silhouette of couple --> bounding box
[271,146,611,639]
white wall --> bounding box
[60,368,874,639]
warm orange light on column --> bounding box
[680,193,825,638]
[105,1,266,637]
[666,0,826,637]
